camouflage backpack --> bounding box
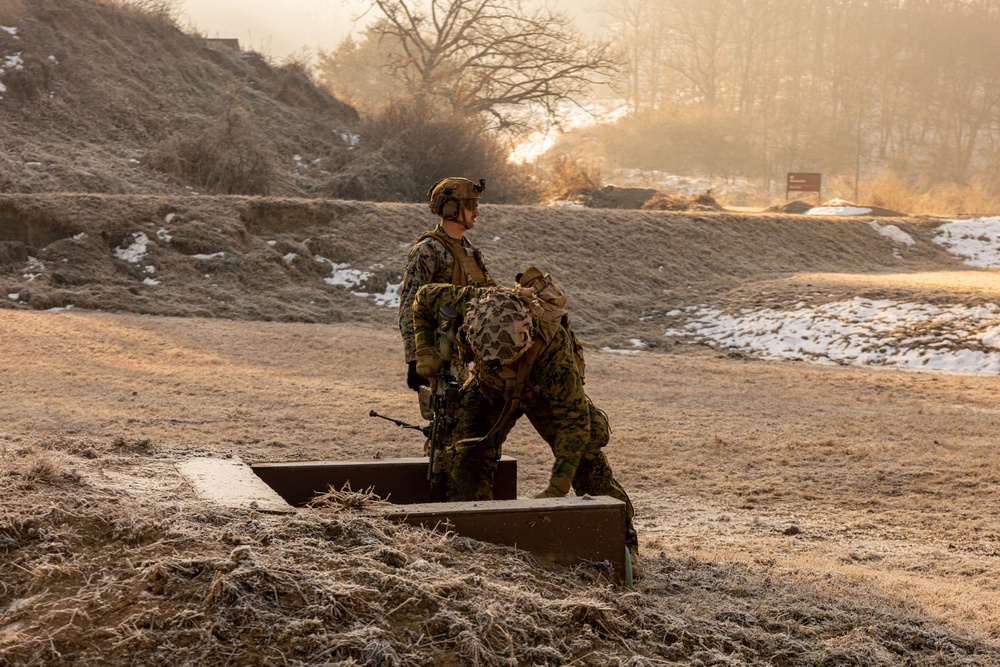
[515,266,586,380]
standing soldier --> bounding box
[398,177,495,391]
[411,281,642,577]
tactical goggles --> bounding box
[460,197,481,211]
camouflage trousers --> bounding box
[445,381,638,552]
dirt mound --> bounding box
[642,190,727,212]
[866,204,909,216]
[0,0,358,197]
[0,192,968,352]
[574,186,728,212]
[581,185,661,209]
[766,199,815,214]
[766,200,909,216]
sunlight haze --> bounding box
[179,0,602,61]
[180,0,373,60]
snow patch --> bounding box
[316,256,371,289]
[869,221,915,246]
[114,233,152,264]
[933,217,1000,268]
[665,297,1000,375]
[807,206,873,216]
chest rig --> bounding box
[420,229,490,286]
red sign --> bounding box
[787,173,822,192]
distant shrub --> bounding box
[320,99,539,204]
[566,108,758,180]
[873,173,1000,216]
[147,104,276,195]
[820,170,1000,216]
[536,155,603,201]
[104,0,181,23]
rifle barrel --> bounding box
[370,410,426,433]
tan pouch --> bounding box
[418,385,434,421]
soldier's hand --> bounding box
[407,360,429,391]
[533,476,571,498]
[415,345,444,380]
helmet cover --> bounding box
[462,288,536,365]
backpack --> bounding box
[515,266,586,381]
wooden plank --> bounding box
[176,456,293,514]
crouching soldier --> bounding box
[412,280,641,576]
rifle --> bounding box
[370,305,461,502]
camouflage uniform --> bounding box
[397,225,493,364]
[413,284,638,553]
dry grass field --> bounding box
[2,192,1000,665]
[2,312,1000,665]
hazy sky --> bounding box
[180,0,375,60]
[179,0,601,62]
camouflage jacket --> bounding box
[413,284,592,482]
[397,226,493,362]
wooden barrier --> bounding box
[177,456,628,581]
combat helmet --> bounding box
[462,288,537,367]
[427,177,486,219]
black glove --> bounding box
[407,360,430,391]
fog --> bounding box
[180,0,373,60]
[179,0,603,61]
[176,0,1000,206]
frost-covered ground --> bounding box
[649,216,1000,374]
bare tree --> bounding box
[656,0,743,110]
[911,2,1000,183]
[600,0,662,114]
[362,0,619,130]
